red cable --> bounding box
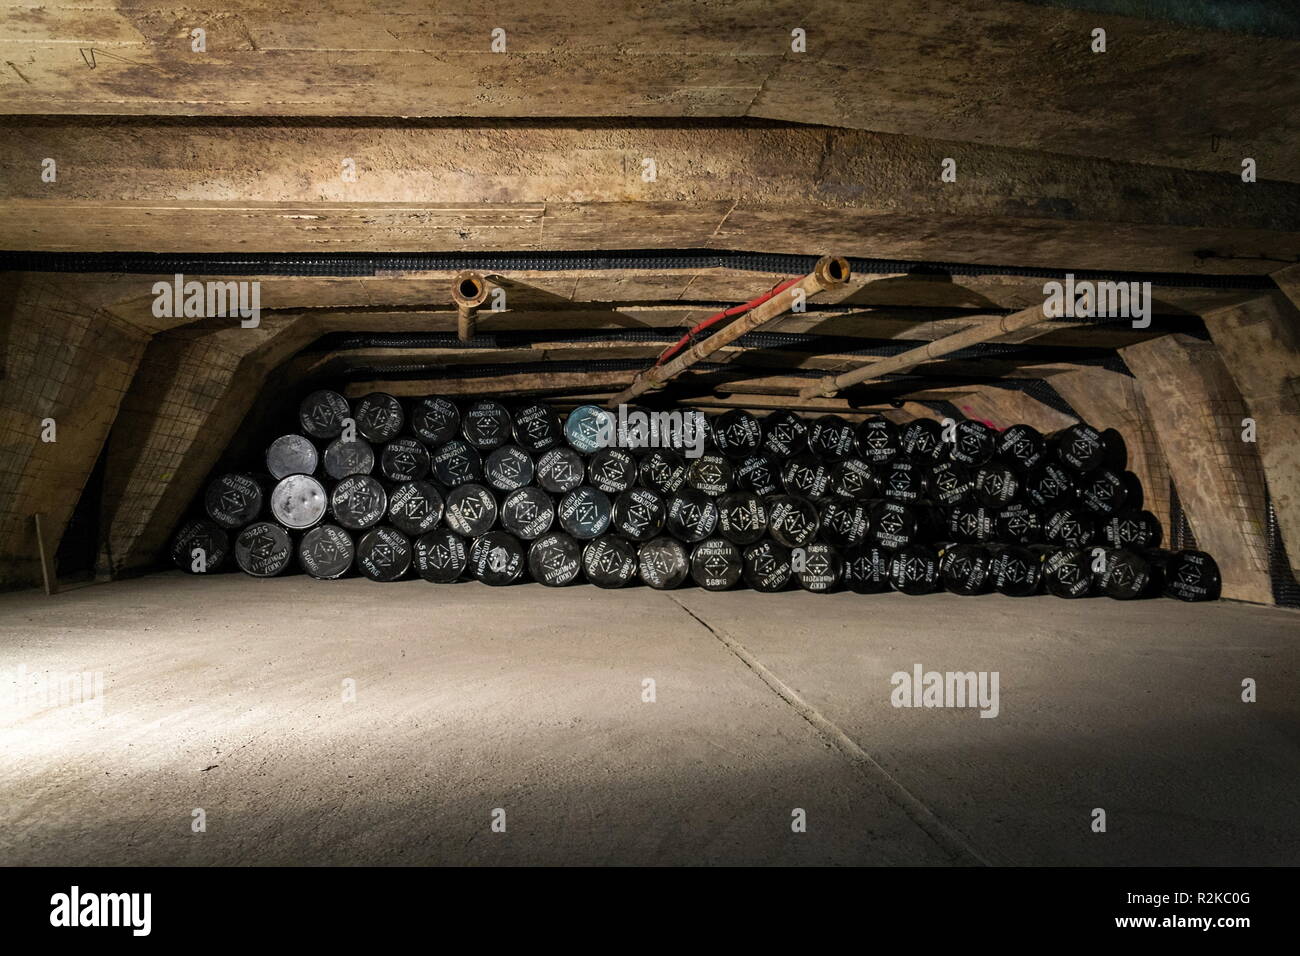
[653,276,803,368]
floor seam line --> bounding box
[667,594,993,867]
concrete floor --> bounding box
[1,572,1297,866]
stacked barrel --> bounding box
[170,390,1219,600]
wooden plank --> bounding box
[1201,295,1300,578]
[1121,334,1274,604]
[33,513,57,596]
[97,313,320,577]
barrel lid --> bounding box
[444,483,498,537]
[484,444,535,492]
[855,417,900,464]
[830,458,876,499]
[807,415,857,461]
[610,488,666,542]
[712,410,762,460]
[527,532,583,587]
[205,473,264,529]
[735,454,779,496]
[817,496,868,549]
[171,519,229,572]
[1042,546,1094,598]
[354,392,405,443]
[639,449,686,495]
[430,438,483,487]
[637,536,689,589]
[234,522,293,577]
[557,486,612,539]
[511,402,562,453]
[469,531,525,585]
[331,475,388,530]
[973,464,1020,507]
[665,488,719,543]
[380,438,431,483]
[767,494,819,548]
[323,438,375,480]
[795,541,841,593]
[267,434,319,479]
[357,526,412,581]
[536,446,586,493]
[940,543,992,595]
[689,538,742,591]
[581,535,638,588]
[842,545,891,593]
[716,491,767,546]
[686,452,731,496]
[500,486,555,540]
[996,423,1046,472]
[949,420,995,467]
[298,524,354,579]
[742,540,793,592]
[413,529,468,583]
[271,474,327,530]
[888,544,941,594]
[1162,549,1221,602]
[461,399,512,451]
[387,480,444,536]
[299,390,350,440]
[762,410,808,458]
[410,396,460,446]
[587,447,636,494]
[899,418,946,464]
[564,405,615,454]
[781,452,831,498]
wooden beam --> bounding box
[98,314,320,577]
[32,514,57,596]
[1201,295,1300,578]
[0,274,149,589]
[1272,264,1300,311]
[1121,334,1275,604]
[4,120,1297,271]
[798,306,1050,399]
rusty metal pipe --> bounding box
[609,255,851,405]
[451,271,491,342]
